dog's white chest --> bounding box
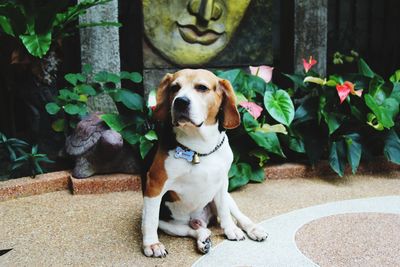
[163,143,232,217]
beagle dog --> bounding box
[142,69,268,257]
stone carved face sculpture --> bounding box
[143,0,251,66]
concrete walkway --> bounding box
[0,172,399,266]
[194,196,400,267]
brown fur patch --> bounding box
[219,79,241,129]
[205,85,223,125]
[166,190,180,202]
[144,149,169,197]
[153,73,173,122]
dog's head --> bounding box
[153,69,240,130]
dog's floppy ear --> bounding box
[153,73,173,121]
[219,79,240,129]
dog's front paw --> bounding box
[143,242,168,258]
[197,237,212,254]
[224,226,246,241]
[196,228,212,254]
[246,225,268,242]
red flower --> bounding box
[336,81,363,104]
[303,56,317,73]
[239,101,263,119]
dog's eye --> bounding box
[195,84,209,92]
[170,84,181,92]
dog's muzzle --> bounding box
[174,96,190,112]
[172,96,203,127]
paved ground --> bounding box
[296,211,400,267]
[0,172,399,267]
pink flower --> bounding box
[303,56,317,73]
[336,81,363,104]
[239,101,263,119]
[249,65,274,83]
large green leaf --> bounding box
[94,71,121,84]
[100,114,131,132]
[389,70,400,83]
[286,135,305,153]
[19,32,52,58]
[63,104,82,115]
[293,97,318,125]
[247,75,267,95]
[139,137,154,159]
[358,58,374,78]
[228,163,251,191]
[144,130,158,141]
[242,112,258,131]
[283,73,305,88]
[115,90,143,111]
[365,94,399,129]
[368,76,386,103]
[344,133,362,174]
[329,140,346,177]
[120,71,143,83]
[120,128,141,145]
[45,102,60,115]
[76,84,96,96]
[322,111,345,135]
[390,83,400,103]
[264,89,294,126]
[216,69,241,84]
[384,129,400,164]
[249,167,265,183]
[0,16,14,35]
[65,73,85,86]
[248,131,285,157]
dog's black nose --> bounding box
[174,96,190,111]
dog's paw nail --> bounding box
[247,226,268,242]
[198,237,212,254]
[225,227,246,241]
[143,243,168,258]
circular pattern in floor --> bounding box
[193,196,400,267]
[295,213,400,267]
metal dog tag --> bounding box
[174,146,195,162]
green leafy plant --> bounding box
[216,67,295,191]
[0,0,120,58]
[46,66,156,159]
[217,55,399,190]
[0,132,53,179]
[286,55,400,176]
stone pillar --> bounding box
[294,0,328,75]
[78,0,120,73]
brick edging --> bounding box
[70,173,141,195]
[265,159,400,179]
[0,159,398,201]
[0,171,71,202]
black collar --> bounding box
[174,133,226,164]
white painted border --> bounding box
[193,196,400,267]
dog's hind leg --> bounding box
[159,220,212,254]
[226,194,268,242]
[189,203,215,230]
